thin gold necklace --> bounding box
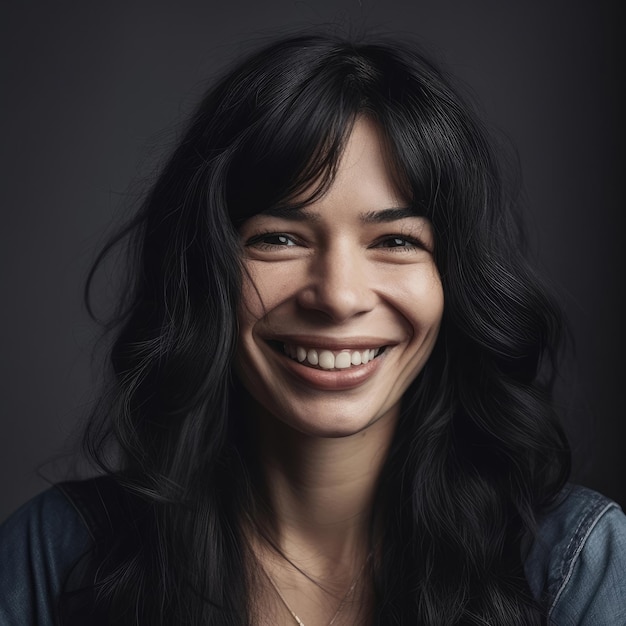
[262,552,371,626]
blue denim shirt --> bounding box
[1,482,625,624]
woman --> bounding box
[1,33,625,625]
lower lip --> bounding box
[276,348,385,390]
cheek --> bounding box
[388,267,445,335]
[238,273,264,326]
[238,262,298,327]
[419,272,445,327]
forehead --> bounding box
[325,116,405,202]
[239,118,433,245]
[280,117,409,219]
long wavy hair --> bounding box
[78,33,570,625]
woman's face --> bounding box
[236,117,444,437]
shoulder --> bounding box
[0,476,122,626]
[525,484,626,625]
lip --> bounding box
[267,338,389,391]
[264,334,395,351]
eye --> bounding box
[372,235,426,251]
[245,232,299,250]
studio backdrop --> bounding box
[1,0,624,521]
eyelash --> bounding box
[244,231,427,252]
[372,236,426,252]
[245,232,299,250]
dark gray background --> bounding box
[1,1,624,522]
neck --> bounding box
[247,408,397,569]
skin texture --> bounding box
[234,118,445,624]
[236,116,444,439]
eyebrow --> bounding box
[359,207,421,223]
[259,206,319,221]
[259,205,420,223]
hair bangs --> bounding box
[224,45,372,224]
[220,36,466,227]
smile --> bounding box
[283,343,386,370]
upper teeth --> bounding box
[284,344,382,370]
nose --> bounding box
[296,244,377,322]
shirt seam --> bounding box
[547,501,616,620]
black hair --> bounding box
[79,32,570,624]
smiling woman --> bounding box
[1,32,625,626]
[236,118,443,437]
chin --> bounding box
[252,395,400,440]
